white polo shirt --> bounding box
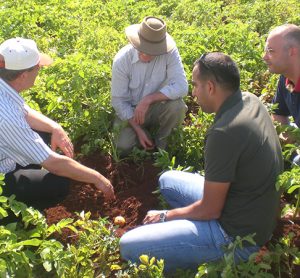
[0,78,52,174]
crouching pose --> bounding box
[111,16,188,155]
[120,52,283,272]
[0,38,114,210]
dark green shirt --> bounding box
[205,90,283,246]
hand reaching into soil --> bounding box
[136,129,154,150]
[95,176,115,201]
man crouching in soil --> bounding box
[120,52,283,273]
[0,38,114,211]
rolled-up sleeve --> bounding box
[111,55,135,121]
[159,48,188,99]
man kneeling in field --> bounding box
[120,52,283,272]
[0,38,114,210]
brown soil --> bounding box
[44,152,300,277]
[45,153,161,242]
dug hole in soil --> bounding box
[45,152,161,240]
[44,152,300,277]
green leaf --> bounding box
[0,196,7,203]
[79,70,85,78]
[287,185,300,194]
[140,254,149,265]
[110,264,122,270]
[57,79,66,85]
[43,260,52,272]
[0,207,8,218]
[14,238,42,247]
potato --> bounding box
[114,216,126,227]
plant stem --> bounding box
[292,188,300,219]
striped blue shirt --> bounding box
[0,78,52,174]
[111,45,188,121]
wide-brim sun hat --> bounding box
[125,16,176,56]
[0,37,53,70]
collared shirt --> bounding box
[285,76,300,93]
[111,44,188,121]
[205,90,283,246]
[0,78,52,174]
[272,75,300,126]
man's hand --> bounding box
[134,98,151,125]
[278,131,296,145]
[136,129,155,150]
[95,176,115,201]
[51,125,74,158]
[128,117,154,150]
[143,210,165,224]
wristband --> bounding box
[159,210,168,222]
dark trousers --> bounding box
[3,131,70,211]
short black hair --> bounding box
[194,52,240,92]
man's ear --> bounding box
[289,46,299,57]
[207,80,215,95]
[19,71,27,79]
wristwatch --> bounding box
[159,210,168,222]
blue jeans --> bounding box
[120,170,259,272]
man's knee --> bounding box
[116,138,136,156]
[119,233,137,262]
[158,99,187,127]
[159,170,176,190]
[164,99,187,116]
[113,120,138,155]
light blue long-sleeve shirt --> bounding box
[111,44,188,121]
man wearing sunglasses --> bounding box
[111,16,188,156]
[120,52,283,272]
[0,38,114,212]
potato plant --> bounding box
[0,0,300,276]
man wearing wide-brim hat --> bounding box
[0,38,114,214]
[111,16,188,155]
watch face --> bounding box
[159,212,166,222]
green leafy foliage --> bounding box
[195,233,300,278]
[166,111,214,172]
[1,0,298,155]
[0,0,300,276]
[276,166,300,220]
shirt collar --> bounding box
[214,89,242,122]
[0,78,25,108]
[285,77,300,93]
[132,48,140,64]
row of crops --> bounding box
[0,0,299,276]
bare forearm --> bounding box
[143,92,169,105]
[42,153,114,200]
[144,181,229,224]
[166,181,230,221]
[26,107,59,133]
[166,200,221,221]
[42,154,105,185]
[128,118,143,133]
